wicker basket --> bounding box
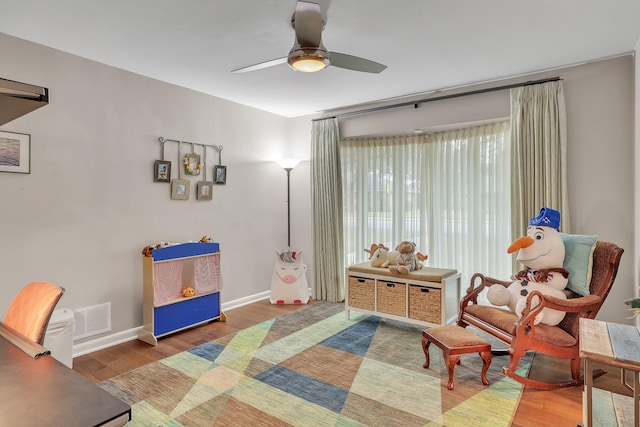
[409,285,441,323]
[348,277,375,310]
[376,280,406,316]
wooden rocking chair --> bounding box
[457,241,623,389]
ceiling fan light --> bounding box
[290,56,327,72]
[287,48,329,72]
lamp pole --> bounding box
[277,159,299,248]
[284,167,292,248]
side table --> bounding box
[579,318,640,427]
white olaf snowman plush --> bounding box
[487,207,569,326]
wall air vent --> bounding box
[73,302,111,340]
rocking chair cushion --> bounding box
[561,233,598,296]
[464,304,577,347]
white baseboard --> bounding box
[72,291,271,358]
[223,290,270,311]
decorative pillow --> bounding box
[560,233,598,296]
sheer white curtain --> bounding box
[341,121,512,288]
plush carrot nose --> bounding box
[507,236,534,254]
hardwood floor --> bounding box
[511,353,631,427]
[73,300,628,426]
[73,300,311,383]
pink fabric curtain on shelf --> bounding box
[194,253,223,294]
[153,260,183,306]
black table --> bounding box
[0,323,131,426]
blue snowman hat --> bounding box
[529,207,561,231]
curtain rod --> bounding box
[314,76,562,121]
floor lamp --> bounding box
[271,158,309,305]
[277,159,299,247]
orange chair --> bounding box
[4,282,65,345]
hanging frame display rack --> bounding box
[158,137,223,161]
[159,136,226,186]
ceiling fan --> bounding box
[232,1,386,74]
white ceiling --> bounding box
[2,0,639,118]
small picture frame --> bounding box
[183,153,202,176]
[171,179,190,200]
[153,160,171,183]
[0,131,30,174]
[214,165,227,185]
[197,181,213,200]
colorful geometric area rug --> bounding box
[99,302,530,426]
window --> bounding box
[341,121,511,288]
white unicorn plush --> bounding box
[364,243,400,268]
[269,250,310,304]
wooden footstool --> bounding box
[422,325,492,390]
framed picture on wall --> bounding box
[0,131,30,174]
[153,160,171,182]
[197,181,213,200]
[214,165,227,185]
[183,152,202,176]
[171,179,190,200]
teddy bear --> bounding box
[388,241,428,274]
[487,207,569,326]
[141,243,164,257]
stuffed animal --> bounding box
[389,241,428,274]
[181,285,195,297]
[364,243,398,267]
[269,250,310,304]
[487,207,569,326]
[141,243,163,257]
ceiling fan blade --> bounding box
[294,1,323,47]
[231,57,288,73]
[328,52,387,74]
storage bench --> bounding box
[345,262,461,327]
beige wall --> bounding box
[333,55,635,325]
[0,33,313,349]
[635,43,640,322]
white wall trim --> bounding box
[72,291,271,358]
[73,326,142,357]
[223,290,270,311]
